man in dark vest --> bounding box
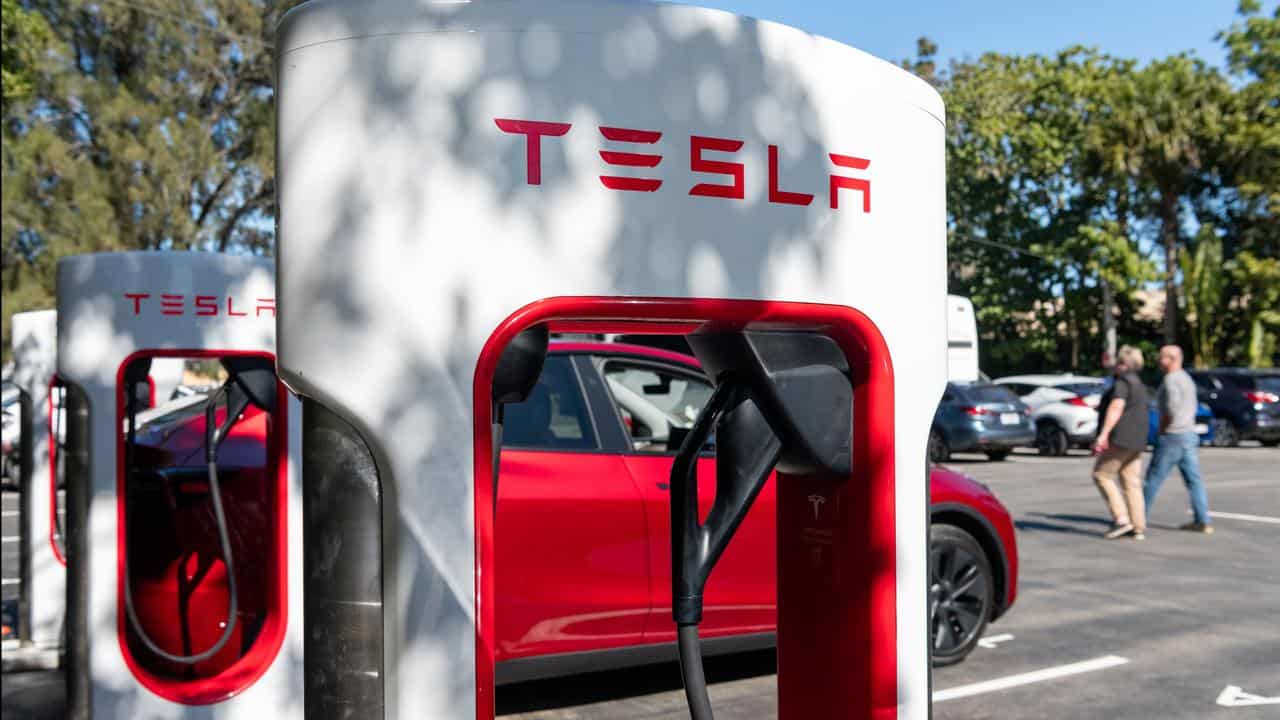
[1093,345,1151,540]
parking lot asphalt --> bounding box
[497,445,1280,720]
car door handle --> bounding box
[656,482,670,491]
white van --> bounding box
[947,295,980,383]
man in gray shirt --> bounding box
[1143,345,1213,533]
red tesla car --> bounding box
[494,341,1017,681]
[130,342,1017,683]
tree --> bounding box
[1,0,52,109]
[1127,56,1231,345]
[2,0,290,353]
[944,48,1156,375]
[1228,252,1280,367]
[1180,226,1228,367]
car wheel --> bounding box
[1035,424,1068,456]
[1261,439,1279,448]
[929,429,950,463]
[985,450,1010,461]
[930,524,994,667]
[1210,419,1238,447]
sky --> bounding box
[685,0,1273,71]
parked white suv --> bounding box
[994,375,1105,456]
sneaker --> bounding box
[1180,522,1214,534]
[1132,531,1146,541]
[1104,523,1135,540]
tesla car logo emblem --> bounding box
[807,494,826,520]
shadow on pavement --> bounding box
[1029,512,1112,527]
[497,649,776,714]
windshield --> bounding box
[964,384,1021,404]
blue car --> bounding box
[1147,400,1215,446]
[931,382,1036,462]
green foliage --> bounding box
[935,0,1280,374]
[2,0,294,354]
[1,0,52,108]
[1228,252,1280,367]
[1180,227,1228,368]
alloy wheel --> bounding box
[1210,418,1238,447]
[930,526,993,664]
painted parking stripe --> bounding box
[932,655,1130,703]
[1204,510,1280,525]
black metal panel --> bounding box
[62,382,90,720]
[302,399,384,720]
[16,388,33,644]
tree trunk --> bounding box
[1101,277,1116,368]
[1160,191,1179,345]
[1068,310,1080,371]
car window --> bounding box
[1054,382,1104,396]
[1214,373,1250,390]
[603,362,713,453]
[502,356,598,450]
[964,384,1020,404]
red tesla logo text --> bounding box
[495,117,871,212]
[123,293,276,318]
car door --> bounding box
[593,356,777,644]
[495,354,651,661]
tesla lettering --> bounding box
[495,117,871,211]
[122,293,276,318]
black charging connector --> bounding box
[670,331,854,720]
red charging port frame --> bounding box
[114,349,289,705]
[473,297,898,720]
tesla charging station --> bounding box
[8,311,185,669]
[10,309,61,664]
[277,0,944,718]
[56,252,302,719]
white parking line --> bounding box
[1,537,18,544]
[1,511,19,518]
[1,578,19,586]
[977,633,1014,649]
[933,655,1130,703]
[1203,510,1280,525]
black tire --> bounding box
[930,524,995,667]
[1261,439,1280,448]
[985,450,1011,461]
[1035,423,1069,456]
[1210,418,1239,447]
[929,429,950,463]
